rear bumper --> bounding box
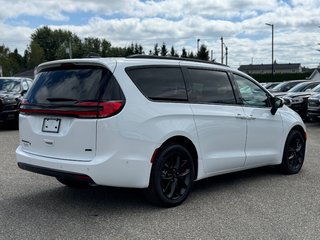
[16,146,152,188]
[18,162,95,184]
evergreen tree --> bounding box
[153,43,159,56]
[197,44,209,61]
[170,46,179,57]
[181,48,187,58]
[160,42,168,56]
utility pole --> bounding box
[221,37,224,64]
[197,39,200,53]
[225,46,228,65]
[266,23,274,77]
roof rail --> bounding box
[126,54,227,67]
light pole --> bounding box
[197,39,200,53]
[266,23,274,78]
[223,43,228,65]
[221,37,224,64]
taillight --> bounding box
[19,101,124,118]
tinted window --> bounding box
[126,67,187,101]
[27,66,113,104]
[188,69,236,104]
[234,74,270,107]
[101,76,125,101]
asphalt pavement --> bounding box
[0,122,320,239]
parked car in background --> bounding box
[263,82,281,90]
[307,84,320,121]
[281,81,320,120]
[0,77,33,127]
[269,80,307,93]
[16,56,306,207]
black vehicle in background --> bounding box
[281,81,320,120]
[307,84,320,121]
[269,80,307,93]
[0,77,33,127]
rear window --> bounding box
[126,67,188,101]
[26,65,121,104]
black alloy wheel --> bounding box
[281,130,306,174]
[146,144,194,207]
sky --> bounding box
[0,0,320,69]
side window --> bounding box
[126,67,187,101]
[22,80,29,91]
[233,74,270,107]
[188,69,236,104]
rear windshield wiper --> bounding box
[46,98,79,103]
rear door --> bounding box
[184,67,247,174]
[19,63,115,162]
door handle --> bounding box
[247,115,256,120]
[236,114,247,120]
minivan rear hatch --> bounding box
[19,61,123,161]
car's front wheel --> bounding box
[146,144,195,207]
[280,130,306,174]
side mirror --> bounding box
[271,97,283,115]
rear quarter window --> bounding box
[126,67,188,101]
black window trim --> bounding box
[125,65,189,103]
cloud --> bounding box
[0,0,319,68]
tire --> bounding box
[56,177,90,188]
[280,130,306,174]
[146,144,195,207]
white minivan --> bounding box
[16,55,307,207]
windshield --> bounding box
[312,84,320,93]
[272,81,304,92]
[0,79,21,93]
[288,82,309,92]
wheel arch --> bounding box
[290,124,307,141]
[157,135,199,180]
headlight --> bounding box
[290,97,303,104]
[283,97,292,106]
[3,97,17,104]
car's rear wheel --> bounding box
[146,144,194,207]
[280,130,306,174]
[56,177,91,188]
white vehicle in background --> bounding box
[16,55,307,207]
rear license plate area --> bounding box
[42,118,61,133]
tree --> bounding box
[170,46,179,57]
[181,48,187,58]
[153,43,160,56]
[197,44,209,61]
[27,41,45,68]
[160,43,168,56]
[0,45,24,76]
[188,51,195,59]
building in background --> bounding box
[307,69,320,81]
[238,62,302,75]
